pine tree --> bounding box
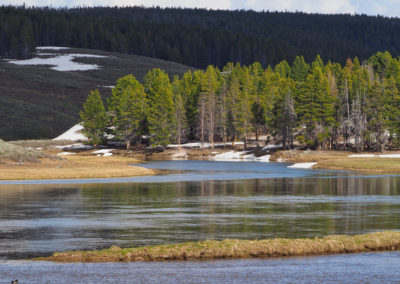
[201,65,220,149]
[291,56,310,82]
[296,66,334,148]
[382,76,400,148]
[80,90,107,147]
[107,74,148,149]
[172,76,187,149]
[144,69,175,147]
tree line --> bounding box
[2,6,400,68]
[80,51,400,152]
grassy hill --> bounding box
[0,47,194,140]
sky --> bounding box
[3,0,400,18]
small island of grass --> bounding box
[36,231,400,263]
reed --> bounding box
[37,231,400,263]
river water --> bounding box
[0,160,400,283]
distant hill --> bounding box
[0,47,193,140]
[2,6,400,68]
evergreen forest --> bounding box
[2,5,400,68]
[80,51,400,152]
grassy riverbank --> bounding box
[36,231,400,262]
[272,150,400,173]
[0,155,156,180]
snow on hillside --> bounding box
[8,46,107,71]
[36,46,70,50]
[53,124,88,141]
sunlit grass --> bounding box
[36,231,400,262]
[0,155,156,180]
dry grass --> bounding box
[0,139,49,162]
[0,155,156,180]
[37,231,400,262]
[272,150,400,173]
[8,139,76,148]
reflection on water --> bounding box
[1,252,400,284]
[1,161,400,259]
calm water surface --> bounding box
[0,161,399,282]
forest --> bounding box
[80,51,400,152]
[2,6,400,68]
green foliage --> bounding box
[144,69,175,146]
[80,90,107,146]
[172,76,187,146]
[80,51,400,152]
[107,74,148,148]
[296,66,334,148]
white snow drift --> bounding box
[36,46,70,51]
[288,162,317,169]
[167,142,244,148]
[53,124,88,141]
[212,151,270,162]
[8,46,107,71]
[348,154,400,158]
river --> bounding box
[0,160,399,283]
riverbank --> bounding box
[36,231,400,262]
[0,155,156,180]
[271,150,400,173]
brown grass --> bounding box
[272,150,400,173]
[36,231,400,263]
[0,155,156,180]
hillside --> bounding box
[2,6,400,68]
[0,47,193,140]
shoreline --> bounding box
[35,231,400,263]
[0,155,157,181]
[270,150,400,174]
[3,141,400,181]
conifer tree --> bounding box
[80,89,107,147]
[107,74,148,149]
[201,65,220,148]
[144,69,175,147]
[172,76,187,148]
[291,56,310,82]
[296,66,334,148]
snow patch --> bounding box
[213,151,245,161]
[92,149,115,154]
[288,162,317,169]
[379,154,400,158]
[36,46,70,50]
[167,142,244,149]
[92,149,115,157]
[54,143,93,150]
[9,49,107,71]
[348,154,376,158]
[53,124,88,141]
[57,152,75,156]
[263,144,282,150]
[212,151,270,162]
[348,154,400,158]
[255,155,270,162]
